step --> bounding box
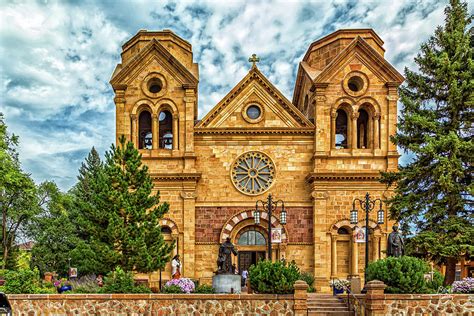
[308,312,354,316]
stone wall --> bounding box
[8,294,295,316]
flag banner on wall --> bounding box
[271,228,282,243]
[354,226,366,243]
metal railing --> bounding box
[332,279,366,316]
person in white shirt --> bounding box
[171,255,181,279]
[241,269,248,287]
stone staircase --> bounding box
[307,294,354,316]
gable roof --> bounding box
[110,38,198,89]
[196,66,313,128]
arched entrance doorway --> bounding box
[236,226,267,273]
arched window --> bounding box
[357,109,369,149]
[138,110,152,149]
[159,110,173,149]
[337,227,350,235]
[335,109,348,149]
[161,226,172,234]
[238,228,266,245]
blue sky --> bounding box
[0,0,465,191]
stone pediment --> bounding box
[314,36,404,84]
[196,67,313,129]
[110,39,198,89]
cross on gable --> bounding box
[248,54,260,68]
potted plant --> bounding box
[330,279,350,295]
[54,278,72,293]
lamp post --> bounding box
[350,192,385,284]
[254,193,286,262]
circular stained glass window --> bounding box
[246,105,262,120]
[231,152,275,195]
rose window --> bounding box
[231,152,275,195]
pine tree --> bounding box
[104,136,173,272]
[382,0,473,285]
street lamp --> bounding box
[350,192,384,284]
[254,193,286,261]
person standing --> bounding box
[241,269,248,287]
[171,255,181,279]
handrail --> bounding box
[332,278,366,316]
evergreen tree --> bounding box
[104,136,173,272]
[382,0,473,285]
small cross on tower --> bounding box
[248,54,260,68]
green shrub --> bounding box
[249,260,300,294]
[161,284,183,293]
[4,268,40,294]
[70,275,101,294]
[299,272,315,292]
[100,267,151,294]
[426,271,444,293]
[366,256,438,294]
[194,284,215,294]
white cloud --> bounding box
[0,0,464,190]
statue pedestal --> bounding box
[212,274,241,293]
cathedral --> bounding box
[109,28,403,292]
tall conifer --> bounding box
[382,0,473,284]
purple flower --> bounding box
[452,277,474,293]
[164,278,195,293]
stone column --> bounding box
[152,115,159,149]
[364,280,387,316]
[183,85,197,170]
[181,190,196,278]
[351,230,359,276]
[330,110,337,149]
[293,280,309,316]
[130,114,138,148]
[331,234,338,278]
[373,114,380,149]
[113,88,126,145]
[373,235,381,261]
[173,116,179,150]
[351,112,359,149]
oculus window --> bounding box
[231,152,275,195]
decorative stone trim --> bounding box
[150,173,201,181]
[160,218,179,235]
[194,128,314,135]
[306,172,381,183]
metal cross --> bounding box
[248,54,260,67]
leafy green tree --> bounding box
[0,113,40,269]
[103,136,173,272]
[381,0,473,285]
[28,182,77,275]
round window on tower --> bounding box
[342,71,369,97]
[141,72,167,98]
[347,76,364,92]
[147,78,163,94]
[242,103,264,123]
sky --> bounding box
[0,0,467,191]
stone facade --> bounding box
[110,29,404,291]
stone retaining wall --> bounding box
[7,293,295,315]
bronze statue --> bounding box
[387,225,404,257]
[216,237,238,274]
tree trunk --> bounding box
[444,257,457,285]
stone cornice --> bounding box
[306,172,381,183]
[150,173,201,181]
[194,127,314,135]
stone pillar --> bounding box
[183,85,197,170]
[373,114,380,149]
[152,115,159,149]
[351,231,359,276]
[351,112,359,149]
[330,110,337,149]
[364,280,387,316]
[373,235,381,261]
[113,88,126,145]
[331,234,337,278]
[173,116,179,150]
[181,190,196,278]
[130,114,138,147]
[293,280,309,316]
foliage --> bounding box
[100,267,151,294]
[426,271,445,293]
[69,275,101,294]
[452,277,474,293]
[299,272,315,292]
[53,278,70,288]
[29,182,77,276]
[16,250,31,270]
[164,278,195,293]
[161,284,183,294]
[380,0,474,285]
[330,279,350,291]
[249,260,300,294]
[0,113,42,270]
[366,256,441,294]
[193,284,216,294]
[4,268,40,294]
